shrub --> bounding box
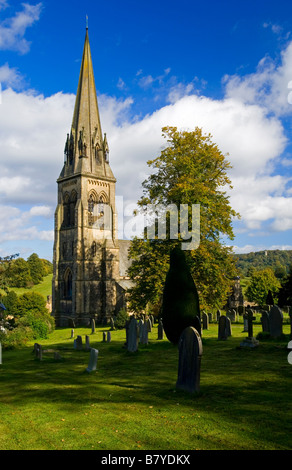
[162,246,201,344]
[114,308,129,329]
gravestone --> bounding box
[70,329,74,339]
[243,314,249,332]
[86,348,99,373]
[127,317,138,352]
[91,319,95,334]
[110,317,115,330]
[146,318,152,333]
[158,319,164,340]
[85,335,91,350]
[202,312,209,330]
[138,319,144,342]
[269,306,283,338]
[76,335,83,351]
[34,343,43,360]
[240,309,259,348]
[103,331,106,342]
[218,316,228,340]
[107,331,111,343]
[261,311,270,333]
[176,326,203,394]
[140,321,148,345]
[225,316,232,337]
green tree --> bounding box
[27,253,46,284]
[246,268,281,306]
[2,291,18,317]
[6,258,32,288]
[128,126,240,312]
[16,292,48,318]
[278,265,292,307]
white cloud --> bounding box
[0,63,24,88]
[0,2,42,54]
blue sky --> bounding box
[0,0,292,261]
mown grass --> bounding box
[0,321,291,450]
[0,274,53,299]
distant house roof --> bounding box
[0,303,6,310]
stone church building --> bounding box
[52,27,132,327]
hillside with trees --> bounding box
[234,250,292,278]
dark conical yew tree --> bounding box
[162,246,201,344]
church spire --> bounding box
[62,26,114,179]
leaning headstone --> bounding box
[91,319,96,334]
[76,335,83,351]
[261,311,270,333]
[176,326,203,394]
[157,319,164,340]
[202,312,209,330]
[107,331,111,343]
[146,317,152,333]
[127,317,138,352]
[218,316,228,340]
[269,306,283,338]
[86,348,99,373]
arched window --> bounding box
[88,194,95,226]
[63,193,70,227]
[64,269,73,300]
[70,190,77,227]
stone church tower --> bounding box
[52,27,123,327]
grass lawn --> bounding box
[0,320,291,451]
[0,274,53,299]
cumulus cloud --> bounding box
[1,37,292,256]
[0,2,42,54]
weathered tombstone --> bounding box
[127,317,138,352]
[176,327,203,394]
[140,321,149,345]
[34,343,43,360]
[138,319,143,342]
[85,335,91,350]
[110,317,115,330]
[70,329,74,339]
[243,314,249,332]
[146,317,152,333]
[107,331,111,343]
[91,319,95,334]
[202,312,209,330]
[269,306,283,338]
[261,311,270,333]
[218,316,228,340]
[86,348,99,373]
[76,335,83,351]
[240,309,259,348]
[157,319,164,340]
[226,316,232,337]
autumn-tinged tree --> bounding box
[246,268,281,306]
[128,126,240,312]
